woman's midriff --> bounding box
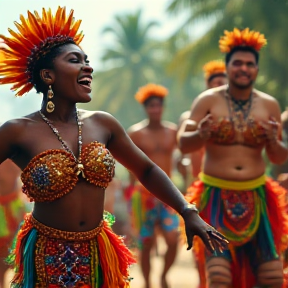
[202,144,266,181]
[32,182,106,232]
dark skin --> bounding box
[0,44,227,253]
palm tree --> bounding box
[84,9,165,128]
[166,0,288,107]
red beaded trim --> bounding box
[28,213,103,241]
[34,234,47,286]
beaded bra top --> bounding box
[21,110,115,202]
[208,91,266,147]
[208,117,266,146]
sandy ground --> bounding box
[130,236,200,288]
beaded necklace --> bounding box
[39,108,85,178]
[225,89,253,133]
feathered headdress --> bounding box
[0,6,84,96]
[219,28,267,53]
[202,60,226,81]
[135,83,168,104]
[0,40,8,62]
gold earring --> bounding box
[46,85,55,113]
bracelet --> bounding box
[180,203,199,217]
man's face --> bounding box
[226,51,258,89]
[207,75,227,89]
[144,97,163,121]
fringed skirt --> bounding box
[130,184,179,248]
[186,173,288,288]
[7,212,136,288]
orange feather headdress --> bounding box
[202,60,226,81]
[0,40,8,62]
[219,28,267,53]
[0,6,84,96]
[134,83,168,104]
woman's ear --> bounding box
[40,69,55,86]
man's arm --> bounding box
[177,93,212,154]
[264,99,288,165]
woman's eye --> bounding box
[70,58,79,63]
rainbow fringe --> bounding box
[7,212,136,288]
[130,184,152,236]
[186,174,288,288]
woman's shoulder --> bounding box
[79,109,121,128]
[79,109,113,120]
[0,112,37,133]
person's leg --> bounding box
[160,230,178,288]
[139,206,157,288]
[159,205,180,288]
[257,260,283,288]
[140,237,154,288]
[206,257,232,288]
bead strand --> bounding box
[39,108,85,177]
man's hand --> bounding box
[259,116,279,148]
[198,114,214,141]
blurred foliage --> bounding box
[167,0,288,109]
[80,9,203,128]
[81,0,288,130]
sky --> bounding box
[0,0,203,122]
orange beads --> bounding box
[21,141,116,203]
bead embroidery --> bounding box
[39,109,85,178]
[21,141,115,202]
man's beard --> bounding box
[230,78,254,89]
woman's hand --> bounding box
[181,206,228,253]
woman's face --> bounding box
[51,43,93,103]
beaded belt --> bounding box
[27,213,103,241]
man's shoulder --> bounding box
[254,89,279,105]
[195,85,226,102]
[162,120,178,131]
[254,89,281,117]
[127,120,148,135]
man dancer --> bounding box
[128,83,179,288]
[178,28,288,288]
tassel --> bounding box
[23,228,37,287]
[97,222,136,288]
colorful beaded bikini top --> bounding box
[21,109,115,202]
[208,117,266,146]
[21,141,115,202]
[208,91,266,147]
